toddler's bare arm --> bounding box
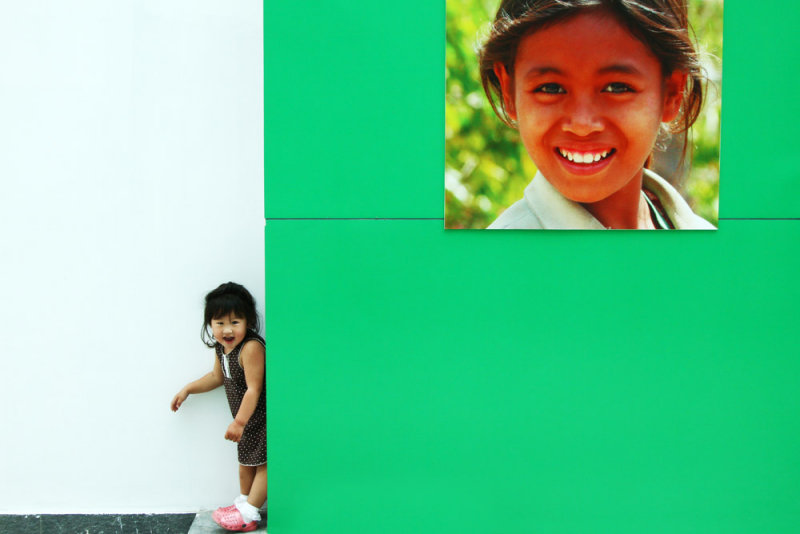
[171,357,224,411]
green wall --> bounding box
[265,2,800,533]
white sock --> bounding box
[235,494,249,504]
[236,501,261,523]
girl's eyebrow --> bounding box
[597,63,643,76]
[522,65,563,78]
[522,63,642,79]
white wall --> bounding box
[0,1,263,513]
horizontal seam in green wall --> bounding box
[265,217,445,221]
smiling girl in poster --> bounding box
[481,0,715,230]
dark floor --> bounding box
[0,514,196,534]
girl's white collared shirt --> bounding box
[488,168,715,230]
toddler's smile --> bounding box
[212,313,248,352]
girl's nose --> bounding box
[562,97,604,137]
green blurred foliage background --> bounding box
[445,0,723,229]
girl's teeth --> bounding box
[559,148,611,164]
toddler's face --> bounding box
[211,313,248,352]
[495,10,684,203]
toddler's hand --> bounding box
[171,390,188,412]
[225,421,244,442]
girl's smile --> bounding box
[554,147,616,175]
[495,9,685,206]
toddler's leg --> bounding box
[247,464,267,508]
[239,464,256,495]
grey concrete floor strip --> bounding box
[0,514,197,533]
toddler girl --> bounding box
[480,0,716,229]
[171,282,266,532]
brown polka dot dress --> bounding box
[216,331,266,466]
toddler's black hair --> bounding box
[201,282,262,348]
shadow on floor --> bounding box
[189,510,266,533]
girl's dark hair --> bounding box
[201,282,262,348]
[479,0,705,156]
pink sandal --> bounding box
[213,506,258,532]
[212,504,237,523]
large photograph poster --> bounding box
[445,0,722,229]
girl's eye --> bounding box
[533,83,565,95]
[602,82,634,94]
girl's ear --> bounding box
[661,70,688,123]
[494,62,517,121]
